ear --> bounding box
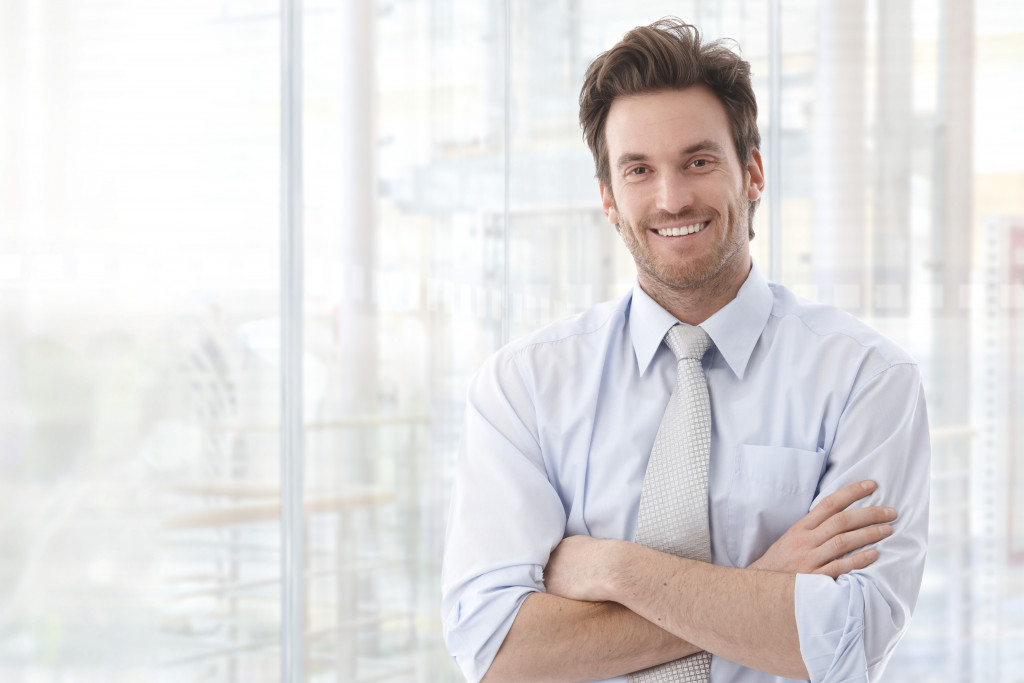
[600,182,619,225]
[746,149,765,201]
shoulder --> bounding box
[766,283,917,373]
[473,293,630,392]
[508,294,629,356]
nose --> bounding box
[655,170,694,215]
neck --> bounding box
[640,256,752,326]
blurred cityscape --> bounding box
[0,0,1022,681]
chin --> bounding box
[653,261,720,290]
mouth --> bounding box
[652,221,709,237]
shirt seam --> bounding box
[508,298,625,409]
[766,309,917,370]
[505,302,625,478]
[509,295,627,358]
[841,360,921,417]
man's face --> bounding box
[600,86,764,298]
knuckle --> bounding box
[821,516,843,537]
[828,534,848,555]
[820,560,844,579]
[864,506,886,522]
[819,495,842,514]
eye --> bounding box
[627,166,648,176]
[690,159,710,169]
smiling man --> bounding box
[441,19,929,683]
[601,86,759,325]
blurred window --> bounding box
[1,1,1022,681]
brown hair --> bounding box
[579,18,761,237]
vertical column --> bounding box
[336,0,377,480]
[280,0,305,681]
[936,0,973,318]
[933,1,974,680]
[334,1,377,679]
[812,0,867,312]
[976,217,1007,683]
[873,0,913,315]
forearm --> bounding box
[607,542,808,679]
[482,591,699,683]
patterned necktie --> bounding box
[628,324,714,683]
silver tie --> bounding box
[628,324,714,683]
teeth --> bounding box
[657,222,706,237]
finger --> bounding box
[802,480,878,529]
[815,548,879,579]
[811,523,893,566]
[815,505,898,541]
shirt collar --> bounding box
[629,260,774,379]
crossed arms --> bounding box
[482,481,895,682]
[442,349,930,683]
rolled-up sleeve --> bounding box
[441,350,568,682]
[795,363,931,683]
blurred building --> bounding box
[1,0,1022,681]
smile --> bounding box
[654,221,708,237]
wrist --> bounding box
[600,539,642,602]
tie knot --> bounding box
[664,324,712,361]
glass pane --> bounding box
[299,0,506,679]
[772,0,1024,679]
[0,1,281,680]
[3,1,1022,681]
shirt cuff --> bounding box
[442,564,544,683]
[795,573,868,683]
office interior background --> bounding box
[1,0,1022,681]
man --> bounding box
[441,18,929,683]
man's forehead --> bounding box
[604,88,734,159]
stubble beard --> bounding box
[616,192,750,300]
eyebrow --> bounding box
[614,153,649,171]
[614,139,728,171]
[684,139,728,156]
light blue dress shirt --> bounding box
[441,263,930,683]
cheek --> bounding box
[614,190,649,223]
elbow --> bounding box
[779,658,810,681]
[796,570,918,683]
[442,582,540,683]
[478,651,521,683]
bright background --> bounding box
[1,0,1022,681]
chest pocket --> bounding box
[725,444,827,567]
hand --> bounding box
[544,535,623,603]
[749,480,897,578]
